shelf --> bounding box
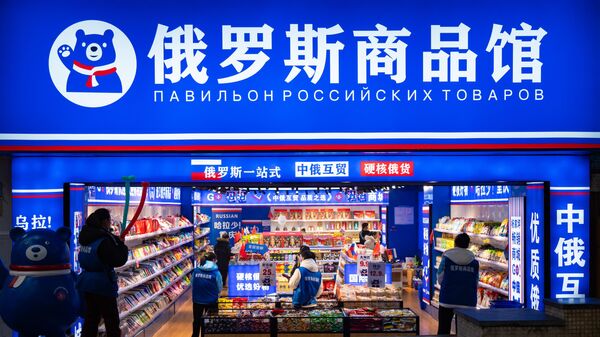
[272,229,382,233]
[434,247,448,253]
[194,228,210,239]
[435,228,508,242]
[476,257,508,270]
[124,224,194,242]
[119,269,193,319]
[124,286,190,337]
[118,252,194,294]
[274,259,339,264]
[272,218,381,223]
[478,282,509,296]
[269,246,343,251]
[117,238,194,270]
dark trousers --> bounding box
[192,302,218,337]
[219,267,228,287]
[437,306,455,335]
[82,292,121,337]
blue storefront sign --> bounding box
[228,264,276,297]
[0,0,599,150]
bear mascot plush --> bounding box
[0,227,80,337]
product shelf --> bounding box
[194,228,211,238]
[124,285,190,337]
[475,257,508,270]
[117,238,194,270]
[269,246,343,251]
[272,218,381,223]
[434,246,448,253]
[118,252,194,294]
[434,228,508,242]
[478,281,509,297]
[124,224,194,242]
[118,269,193,319]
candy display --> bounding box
[309,309,344,332]
[379,309,419,332]
[126,215,193,238]
[343,307,382,332]
[479,270,509,291]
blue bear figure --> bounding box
[0,228,80,337]
[58,29,122,93]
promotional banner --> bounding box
[228,264,276,297]
[451,185,511,202]
[344,263,392,286]
[87,186,182,204]
[1,0,599,150]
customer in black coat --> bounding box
[214,232,233,286]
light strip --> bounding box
[1,131,600,141]
[191,159,223,165]
[550,187,590,191]
[451,198,509,203]
[12,189,63,193]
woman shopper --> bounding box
[214,232,233,286]
[289,250,323,308]
[77,208,129,337]
[436,233,479,335]
[191,252,223,337]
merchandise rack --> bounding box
[200,307,419,337]
[117,238,193,270]
[119,253,194,294]
[124,224,194,242]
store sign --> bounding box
[1,0,599,149]
[361,161,414,177]
[420,186,433,305]
[509,216,524,303]
[259,261,277,287]
[295,161,349,178]
[525,183,545,311]
[550,189,590,299]
[87,186,182,204]
[228,264,276,297]
[451,185,511,202]
[367,261,386,288]
[196,188,388,205]
[246,243,269,255]
[211,208,241,244]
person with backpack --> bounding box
[191,252,223,337]
[77,208,129,337]
[214,232,233,286]
[436,233,479,335]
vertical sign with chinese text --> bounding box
[550,187,590,299]
[525,183,544,310]
[509,215,524,303]
[259,261,276,287]
[357,254,370,283]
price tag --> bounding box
[259,262,276,287]
[358,254,370,283]
[368,261,385,288]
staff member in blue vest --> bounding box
[77,208,129,337]
[289,250,323,308]
[436,233,479,335]
[192,252,223,337]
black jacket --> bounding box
[79,225,129,268]
[214,238,233,272]
[359,229,371,245]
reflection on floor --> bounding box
[152,287,439,337]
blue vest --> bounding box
[439,257,479,307]
[292,267,321,308]
[77,238,118,297]
[192,268,221,304]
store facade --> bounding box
[1,0,598,335]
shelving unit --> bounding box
[86,186,197,337]
[431,214,510,309]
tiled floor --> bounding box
[153,287,440,337]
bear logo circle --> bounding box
[26,245,48,261]
[49,20,137,108]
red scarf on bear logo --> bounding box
[72,60,117,88]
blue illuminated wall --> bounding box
[386,186,419,260]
